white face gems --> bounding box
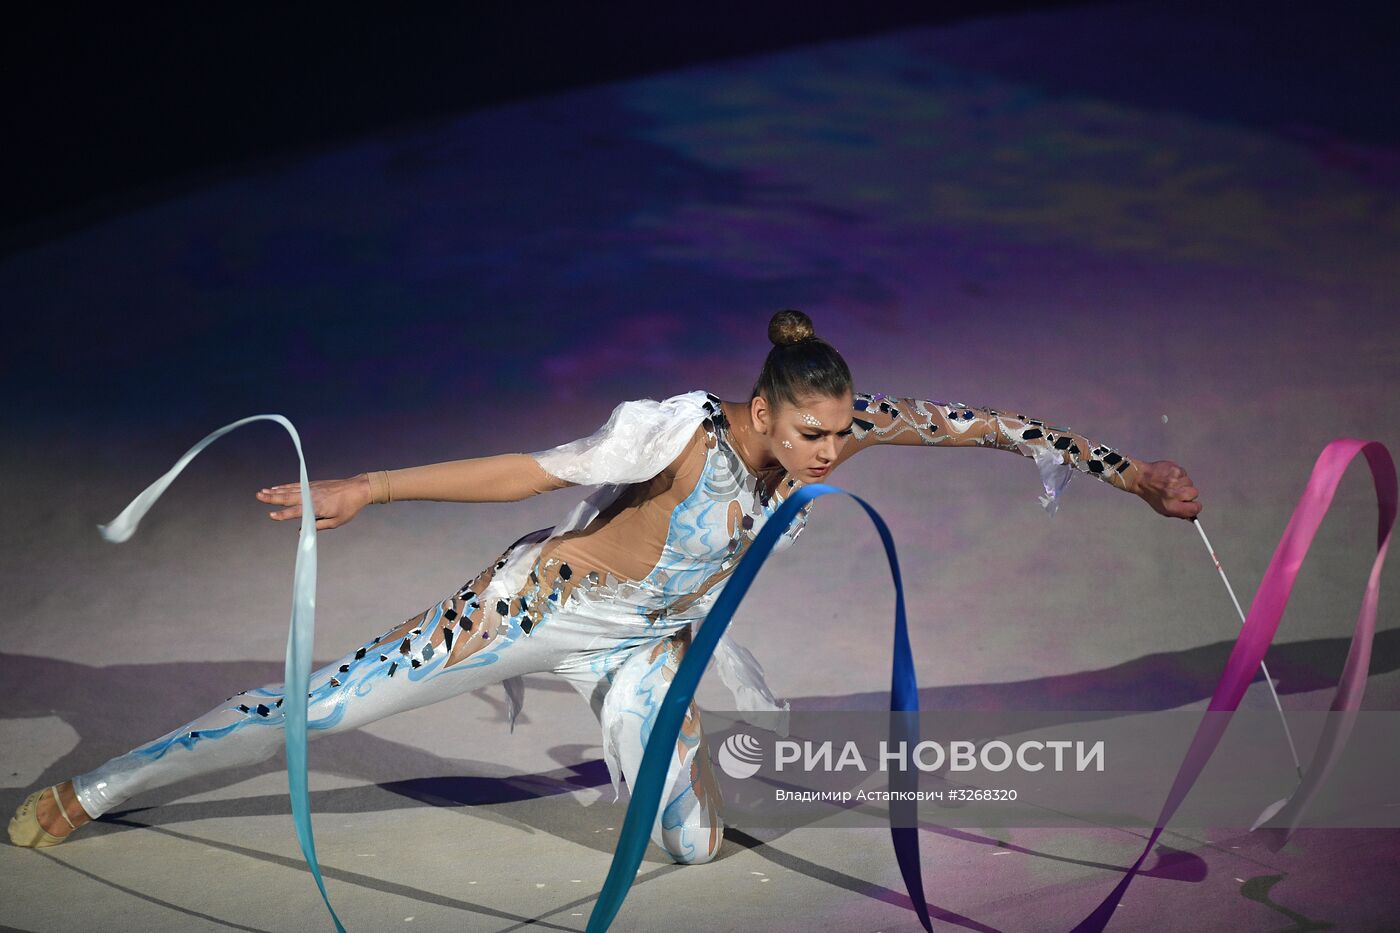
[781,440,793,449]
[798,411,823,427]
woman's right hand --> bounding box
[255,474,373,530]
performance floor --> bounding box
[4,2,1397,930]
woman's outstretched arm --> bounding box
[254,388,713,530]
[256,453,577,529]
[836,391,1201,520]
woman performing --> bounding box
[9,309,1201,867]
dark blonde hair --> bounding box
[750,309,853,409]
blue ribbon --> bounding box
[102,422,924,933]
[586,483,931,933]
[98,415,345,933]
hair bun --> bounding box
[768,309,816,347]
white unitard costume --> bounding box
[70,389,1140,864]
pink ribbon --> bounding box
[1074,438,1396,932]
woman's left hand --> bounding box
[1135,460,1201,520]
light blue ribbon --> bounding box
[586,483,931,932]
[99,415,345,933]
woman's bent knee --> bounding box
[663,813,724,865]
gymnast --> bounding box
[9,309,1201,864]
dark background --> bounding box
[6,0,1396,255]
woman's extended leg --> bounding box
[10,569,560,845]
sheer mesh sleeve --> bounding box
[840,391,1141,515]
[529,389,715,487]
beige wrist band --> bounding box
[367,470,392,504]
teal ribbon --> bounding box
[586,483,931,932]
[98,415,345,933]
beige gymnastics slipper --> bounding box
[8,786,78,848]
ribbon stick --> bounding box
[1074,438,1395,933]
[99,415,346,933]
[586,484,931,933]
[1192,518,1304,781]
